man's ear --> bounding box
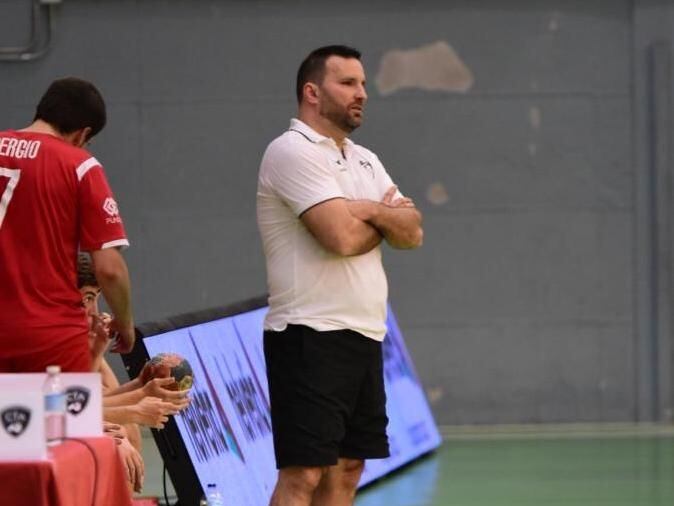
[68,127,93,148]
[304,83,320,105]
[79,127,93,147]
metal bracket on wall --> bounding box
[0,0,60,62]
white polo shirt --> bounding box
[256,119,401,341]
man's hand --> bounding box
[142,377,191,409]
[109,318,135,353]
[103,422,125,445]
[381,185,415,208]
[347,186,423,249]
[90,312,112,356]
[346,186,416,222]
[138,361,155,385]
[92,312,112,339]
[131,396,179,429]
[117,437,144,493]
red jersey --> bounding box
[0,130,128,358]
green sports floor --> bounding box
[356,426,674,506]
[141,425,674,505]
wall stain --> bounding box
[376,41,474,96]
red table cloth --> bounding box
[0,437,133,506]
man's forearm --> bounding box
[347,200,423,249]
[103,388,144,407]
[91,248,135,352]
[303,198,383,256]
[99,269,133,328]
[104,405,138,425]
[90,346,106,373]
[124,422,142,452]
[343,219,383,255]
[104,377,142,396]
[371,206,423,249]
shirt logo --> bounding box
[334,159,347,172]
[359,160,374,179]
[1,406,31,437]
[66,386,90,416]
[103,197,119,216]
[103,198,122,224]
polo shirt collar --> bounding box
[288,118,354,147]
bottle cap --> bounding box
[46,365,61,374]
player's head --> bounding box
[77,253,100,317]
[34,77,107,146]
[296,45,367,133]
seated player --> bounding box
[78,253,190,427]
[78,253,190,492]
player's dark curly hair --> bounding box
[34,77,106,141]
[77,253,98,289]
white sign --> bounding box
[62,373,102,438]
[0,372,103,459]
[0,375,46,461]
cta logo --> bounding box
[66,386,90,416]
[1,406,31,437]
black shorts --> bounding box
[264,324,390,468]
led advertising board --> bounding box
[125,298,440,505]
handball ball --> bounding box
[141,352,193,391]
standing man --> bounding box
[0,77,134,373]
[257,46,423,506]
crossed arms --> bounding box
[300,186,423,256]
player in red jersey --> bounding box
[0,77,135,372]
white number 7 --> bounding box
[0,167,21,230]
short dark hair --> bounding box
[296,45,361,104]
[34,77,106,140]
[77,253,98,289]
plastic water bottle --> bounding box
[205,483,224,506]
[43,365,66,445]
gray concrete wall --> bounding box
[1,0,668,425]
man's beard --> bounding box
[319,93,363,133]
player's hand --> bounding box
[381,185,397,205]
[89,312,112,354]
[390,197,415,208]
[381,185,415,208]
[138,361,155,385]
[103,422,125,445]
[132,396,180,429]
[109,319,135,354]
[142,377,191,409]
[170,392,191,411]
[117,437,145,492]
[96,312,112,330]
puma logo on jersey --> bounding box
[103,198,119,216]
[103,197,122,224]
